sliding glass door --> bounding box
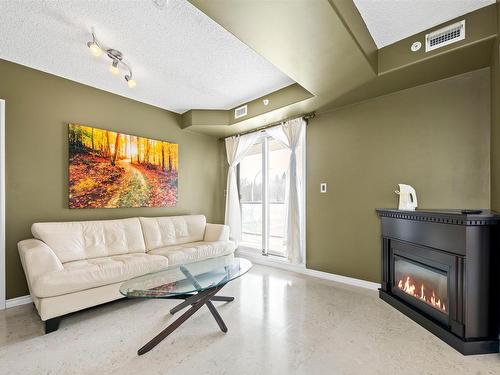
[239,136,289,257]
[239,140,264,252]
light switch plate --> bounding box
[320,183,327,193]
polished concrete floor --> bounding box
[1,264,500,374]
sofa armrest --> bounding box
[204,223,230,242]
[18,239,63,289]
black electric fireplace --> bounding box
[376,209,500,355]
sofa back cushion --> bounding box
[139,215,206,251]
[31,218,146,263]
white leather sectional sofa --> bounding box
[17,215,235,333]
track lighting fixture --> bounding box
[87,30,136,88]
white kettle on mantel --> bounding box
[395,184,418,211]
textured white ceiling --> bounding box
[353,0,496,48]
[0,0,294,113]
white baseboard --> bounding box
[237,249,380,291]
[6,295,32,308]
[303,268,380,290]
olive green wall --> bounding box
[307,69,490,282]
[491,4,500,211]
[0,59,225,299]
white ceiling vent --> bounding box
[425,20,465,52]
[234,105,248,119]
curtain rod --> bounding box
[223,112,315,140]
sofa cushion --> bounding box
[32,253,168,298]
[148,240,236,266]
[31,218,146,263]
[139,215,206,251]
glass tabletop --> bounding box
[119,257,252,298]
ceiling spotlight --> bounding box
[87,41,102,57]
[263,99,270,106]
[109,61,120,75]
[87,30,137,88]
[125,75,137,88]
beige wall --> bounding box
[0,59,225,299]
[307,69,491,282]
[0,49,494,297]
[491,4,500,211]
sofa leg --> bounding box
[45,317,61,334]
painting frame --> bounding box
[68,123,178,209]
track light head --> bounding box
[125,75,137,88]
[109,60,120,75]
[87,41,102,57]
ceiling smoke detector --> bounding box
[410,41,422,52]
[152,0,169,9]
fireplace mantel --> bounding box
[377,208,500,355]
[376,208,500,226]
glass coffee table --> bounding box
[120,256,252,355]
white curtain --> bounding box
[225,132,261,243]
[266,118,306,264]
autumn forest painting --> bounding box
[69,124,178,208]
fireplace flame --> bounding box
[397,276,446,313]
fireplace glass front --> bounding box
[394,256,448,315]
